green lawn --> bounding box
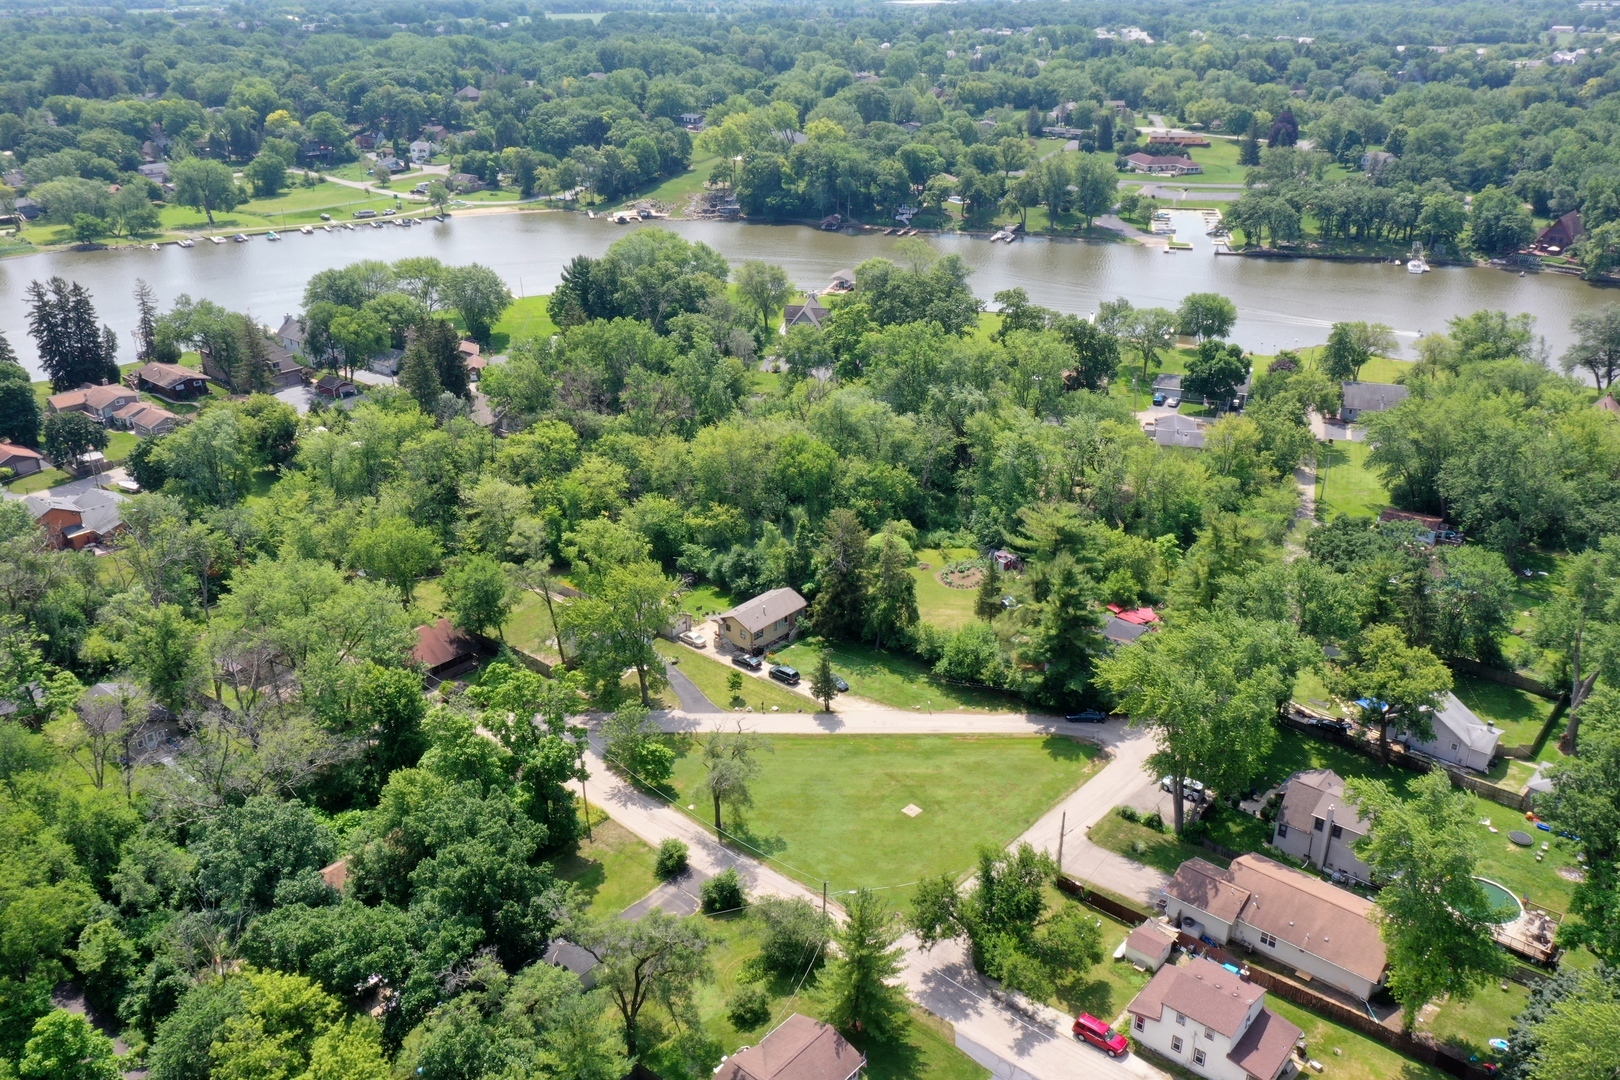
[489,294,559,352]
[413,579,561,663]
[1292,668,1348,718]
[663,734,1099,895]
[1087,810,1224,876]
[913,548,981,630]
[1266,998,1447,1080]
[4,467,73,494]
[552,816,662,917]
[1047,891,1153,1023]
[644,909,987,1080]
[678,582,736,620]
[1418,980,1531,1065]
[1181,139,1246,184]
[653,639,812,714]
[605,154,722,214]
[1451,674,1555,750]
[1316,439,1387,520]
[775,636,1023,713]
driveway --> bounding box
[3,467,132,502]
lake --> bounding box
[0,209,1609,380]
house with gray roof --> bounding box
[1401,691,1501,772]
[1154,413,1206,449]
[1339,381,1408,421]
[717,587,807,652]
[1270,769,1372,884]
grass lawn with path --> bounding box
[913,547,981,629]
[653,639,812,714]
[551,814,662,917]
[1417,981,1531,1065]
[775,636,1024,713]
[1316,438,1387,520]
[662,734,1099,896]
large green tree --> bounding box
[567,910,711,1057]
[821,888,908,1036]
[1326,623,1452,763]
[170,158,241,226]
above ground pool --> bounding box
[1475,877,1524,923]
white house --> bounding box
[408,139,436,164]
[1401,692,1501,772]
[1126,956,1301,1080]
[1269,770,1373,884]
[1159,854,1388,1002]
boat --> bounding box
[177,238,194,248]
[1407,257,1429,274]
[149,243,160,250]
[343,222,355,230]
[232,233,249,242]
[208,235,225,244]
[300,225,314,235]
[990,229,1010,242]
[265,231,280,241]
[322,224,332,232]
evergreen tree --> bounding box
[133,279,159,362]
[230,315,272,393]
[809,651,839,712]
[975,562,1003,621]
[399,332,444,413]
[864,534,917,651]
[1019,556,1103,708]
[821,889,908,1037]
[808,509,868,640]
[1096,113,1114,153]
[422,317,471,399]
[1239,122,1262,166]
[0,332,43,447]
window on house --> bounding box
[1313,817,1324,831]
[1330,824,1343,838]
[1134,1016,1145,1032]
[1259,932,1277,948]
[1193,1049,1207,1066]
[1276,822,1288,837]
[1451,742,1460,751]
[1175,1011,1186,1025]
[1171,1036,1183,1054]
[1205,1027,1215,1040]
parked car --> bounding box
[1160,775,1207,800]
[1151,392,1166,406]
[1065,710,1108,724]
[353,209,378,218]
[1310,717,1352,735]
[382,207,396,216]
[769,664,800,686]
[319,213,332,221]
[732,654,763,672]
[677,630,706,648]
[1166,395,1181,408]
[833,676,849,693]
[1073,1013,1128,1058]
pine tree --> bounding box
[231,315,273,393]
[133,279,159,362]
[422,317,471,399]
[1239,122,1262,167]
[808,509,868,640]
[399,332,443,413]
[1019,555,1104,709]
[809,651,839,712]
[100,325,120,382]
[864,534,917,651]
[0,331,43,447]
[975,561,1003,621]
[822,889,908,1037]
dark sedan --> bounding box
[732,654,763,671]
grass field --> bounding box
[913,547,980,629]
[609,154,723,214]
[775,636,1023,713]
[662,734,1099,894]
[552,816,662,917]
[654,639,811,713]
[3,467,73,494]
[678,583,736,619]
[411,579,560,661]
[1417,980,1530,1064]
[1450,674,1555,750]
[1181,139,1246,184]
[1266,997,1447,1080]
[1316,439,1387,520]
[1087,809,1224,876]
[488,294,559,352]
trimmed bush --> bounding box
[753,896,831,976]
[1116,805,1141,823]
[726,985,772,1030]
[700,867,746,913]
[1142,811,1165,832]
[655,838,689,880]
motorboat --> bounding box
[177,238,194,248]
[343,222,355,230]
[1406,257,1429,274]
[265,231,280,241]
[149,243,160,250]
[300,225,314,235]
[369,220,383,228]
[322,224,332,232]
[208,235,225,244]
[232,233,249,242]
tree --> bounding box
[132,279,161,363]
[397,335,441,412]
[1532,539,1620,753]
[243,152,286,198]
[562,561,675,706]
[444,263,514,343]
[1183,340,1250,405]
[1347,770,1507,1028]
[735,261,792,336]
[171,157,241,226]
[189,795,337,913]
[697,722,771,834]
[1239,122,1261,167]
[441,553,516,638]
[25,277,119,391]
[864,533,917,651]
[809,651,838,712]
[150,408,252,507]
[350,518,441,603]
[43,411,108,470]
[18,1009,120,1080]
[1070,153,1118,230]
[1320,321,1370,383]
[0,332,43,446]
[107,184,160,236]
[1175,292,1237,342]
[326,308,386,378]
[821,888,908,1036]
[124,603,204,716]
[426,181,450,212]
[911,843,1103,1002]
[975,561,1003,621]
[1416,192,1468,253]
[1122,306,1177,383]
[1534,691,1620,961]
[569,910,711,1057]
[601,700,675,787]
[1018,555,1103,708]
[1097,613,1305,833]
[1521,970,1620,1079]
[809,509,869,640]
[1327,624,1452,763]
[1563,305,1620,389]
[1468,186,1535,256]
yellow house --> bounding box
[717,587,808,652]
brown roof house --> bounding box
[717,587,807,653]
[126,361,211,401]
[1123,152,1205,176]
[1126,956,1302,1080]
[0,442,45,477]
[1122,919,1178,971]
[112,401,181,437]
[1598,393,1620,418]
[1159,854,1388,1001]
[23,489,128,550]
[1270,770,1373,884]
[47,384,140,422]
[1533,210,1583,255]
[714,1013,866,1080]
[411,617,495,680]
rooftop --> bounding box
[1340,381,1408,412]
[1277,769,1370,836]
[1128,956,1263,1037]
[721,587,808,634]
[714,1014,866,1080]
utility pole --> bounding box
[1057,811,1066,873]
[822,881,828,917]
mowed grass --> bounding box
[489,294,559,352]
[663,734,1099,894]
[551,816,662,917]
[606,153,722,214]
[1316,438,1387,520]
[1418,979,1531,1064]
[652,639,811,713]
[1450,674,1555,750]
[1266,997,1448,1080]
[1087,810,1223,876]
[775,636,1024,713]
[3,467,73,494]
[913,547,980,629]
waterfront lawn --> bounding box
[1450,674,1555,750]
[653,639,811,714]
[1086,809,1224,877]
[157,186,405,232]
[1265,998,1448,1080]
[662,733,1098,893]
[1418,980,1531,1065]
[551,816,662,917]
[488,294,559,352]
[1315,439,1387,520]
[774,636,1024,712]
[913,547,980,629]
[607,154,722,213]
[1183,139,1246,184]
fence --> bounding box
[1053,874,1155,925]
[1449,658,1558,698]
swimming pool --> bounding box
[1475,877,1523,924]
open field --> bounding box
[662,734,1100,895]
[1316,439,1387,520]
[913,547,981,629]
[1451,674,1555,750]
[551,816,663,917]
[488,294,559,352]
[775,636,1025,713]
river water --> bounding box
[0,209,1608,379]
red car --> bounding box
[1073,1013,1129,1057]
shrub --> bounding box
[1142,811,1165,832]
[726,986,772,1030]
[1116,806,1141,823]
[700,867,746,913]
[1131,839,1149,856]
[753,896,831,976]
[655,838,689,880]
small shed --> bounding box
[991,548,1023,573]
[1121,919,1176,971]
[543,939,599,989]
[411,618,494,680]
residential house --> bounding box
[714,1013,866,1080]
[717,587,808,653]
[421,124,449,141]
[0,442,45,477]
[1153,373,1183,396]
[126,361,212,401]
[679,112,705,131]
[354,132,378,151]
[1124,153,1204,176]
[1360,150,1396,176]
[1376,507,1448,544]
[411,618,494,680]
[112,401,181,436]
[10,197,41,221]
[376,156,407,174]
[23,489,128,550]
[1126,956,1302,1080]
[47,384,141,422]
[1598,393,1620,418]
[1103,616,1153,646]
[200,339,306,390]
[314,374,360,399]
[991,548,1023,572]
[407,139,435,164]
[828,268,856,292]
[76,681,182,763]
[1122,919,1177,971]
[449,172,485,193]
[455,85,482,101]
[1155,414,1207,449]
[782,295,830,330]
[1270,770,1373,884]
[1158,854,1388,1001]
[137,162,171,183]
[275,315,307,356]
[1146,134,1211,149]
[1338,381,1408,421]
[542,940,599,989]
[1533,210,1584,254]
[1401,692,1501,772]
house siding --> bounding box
[1130,1009,1251,1080]
[1272,819,1373,884]
[1229,925,1380,1002]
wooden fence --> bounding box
[1449,658,1558,698]
[1054,874,1155,925]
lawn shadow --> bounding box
[1039,734,1097,764]
[1055,975,1123,1019]
[726,817,788,858]
[847,1026,928,1080]
[551,849,607,905]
